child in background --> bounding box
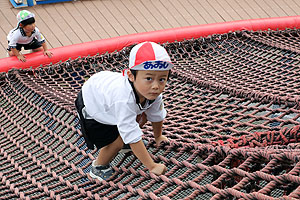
[7,10,52,62]
[75,41,173,180]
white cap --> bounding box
[128,41,173,71]
[17,10,35,24]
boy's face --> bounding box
[128,70,169,102]
[20,23,36,33]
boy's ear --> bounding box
[127,70,135,82]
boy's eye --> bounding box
[146,77,152,81]
[160,78,166,82]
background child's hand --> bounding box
[155,135,168,147]
[17,54,26,62]
[44,50,53,58]
[150,163,167,175]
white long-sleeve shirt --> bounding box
[7,27,45,48]
[82,71,166,144]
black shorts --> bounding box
[7,39,43,51]
[75,90,119,150]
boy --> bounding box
[75,41,173,180]
[7,10,53,62]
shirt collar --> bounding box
[20,27,35,37]
[128,79,155,110]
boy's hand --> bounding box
[44,50,53,58]
[155,135,168,146]
[17,54,26,62]
[150,163,167,176]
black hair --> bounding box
[20,17,35,27]
[130,69,171,81]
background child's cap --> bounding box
[17,10,35,26]
[128,41,173,71]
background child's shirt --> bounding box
[7,27,45,49]
[82,71,167,144]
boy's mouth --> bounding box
[149,93,159,96]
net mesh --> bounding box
[1,29,300,199]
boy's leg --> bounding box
[90,135,123,181]
[7,47,22,57]
[32,46,43,52]
[25,39,43,52]
[7,50,17,57]
[95,135,124,166]
[75,91,95,150]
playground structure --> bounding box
[0,16,300,199]
[9,0,73,8]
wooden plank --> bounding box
[32,5,72,46]
[139,0,172,29]
[241,0,270,18]
[73,1,108,40]
[159,0,190,27]
[0,0,299,60]
[0,8,17,32]
[255,0,279,17]
[177,0,207,25]
[0,26,8,59]
[101,0,137,35]
[171,0,200,26]
[0,10,17,34]
[121,0,155,32]
[264,0,288,17]
[273,0,297,16]
[42,4,81,45]
[292,0,300,8]
[287,0,300,14]
[54,3,91,43]
[150,0,181,28]
[187,0,216,24]
[207,0,234,22]
[252,0,273,18]
[63,2,100,41]
[92,0,128,36]
[236,0,261,19]
[111,0,146,33]
[129,0,164,30]
[196,0,224,23]
[81,1,118,38]
[0,44,7,59]
[0,0,14,9]
[221,0,243,21]
[226,0,251,19]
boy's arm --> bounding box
[11,48,26,62]
[130,140,166,175]
[152,121,168,146]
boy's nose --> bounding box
[152,82,159,90]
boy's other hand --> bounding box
[150,163,167,176]
[155,135,168,147]
[17,54,26,62]
[44,50,53,58]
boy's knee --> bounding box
[105,142,123,152]
[7,49,13,56]
[8,51,14,57]
[106,136,124,151]
[32,47,43,52]
[114,139,124,151]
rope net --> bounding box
[0,29,300,199]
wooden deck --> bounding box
[0,0,299,59]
